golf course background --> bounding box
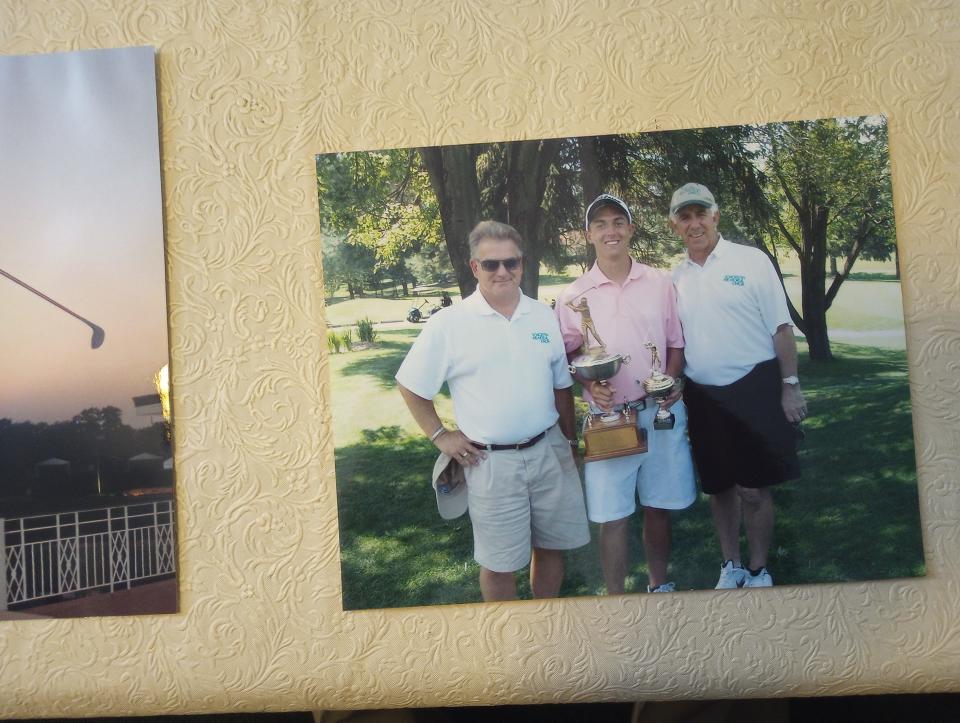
[329,257,924,610]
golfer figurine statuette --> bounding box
[566,297,647,461]
[641,342,678,430]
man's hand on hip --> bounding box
[781,384,807,424]
[436,429,487,467]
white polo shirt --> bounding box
[395,289,573,444]
[672,236,792,386]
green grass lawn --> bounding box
[331,326,925,609]
[328,328,455,446]
[782,259,905,336]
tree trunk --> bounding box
[419,145,482,298]
[505,139,562,300]
[579,137,600,268]
[829,256,838,276]
[800,201,832,361]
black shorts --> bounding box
[684,358,800,494]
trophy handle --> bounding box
[622,355,631,364]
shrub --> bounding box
[327,331,342,353]
[356,317,377,343]
[339,329,353,352]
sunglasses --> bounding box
[477,257,521,272]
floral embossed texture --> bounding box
[2,0,960,716]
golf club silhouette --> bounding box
[1,267,105,349]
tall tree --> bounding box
[420,139,569,299]
[317,150,445,297]
[418,144,484,297]
[758,117,895,360]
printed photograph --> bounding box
[317,116,924,610]
[0,46,176,619]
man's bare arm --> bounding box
[665,346,684,378]
[554,387,576,442]
[397,384,485,466]
[659,346,685,409]
[773,323,807,423]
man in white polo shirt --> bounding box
[556,194,696,596]
[670,183,807,589]
[396,220,589,602]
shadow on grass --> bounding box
[334,343,924,610]
[337,328,453,399]
[335,428,481,609]
[337,329,419,389]
[845,272,899,282]
[773,342,925,584]
[335,426,612,608]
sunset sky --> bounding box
[0,46,168,428]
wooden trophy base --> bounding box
[583,408,648,462]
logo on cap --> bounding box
[585,193,633,230]
[670,183,716,216]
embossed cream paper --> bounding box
[2,0,959,716]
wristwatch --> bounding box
[782,375,800,385]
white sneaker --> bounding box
[745,568,773,588]
[647,582,676,593]
[715,560,746,589]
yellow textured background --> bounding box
[1,0,959,715]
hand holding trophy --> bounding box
[566,297,647,461]
[641,342,679,430]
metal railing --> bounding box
[1,499,176,609]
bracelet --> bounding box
[429,425,446,442]
[567,438,578,448]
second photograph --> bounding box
[317,115,924,611]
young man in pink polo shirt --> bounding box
[556,194,697,595]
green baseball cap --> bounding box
[670,183,716,215]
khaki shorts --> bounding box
[465,424,590,573]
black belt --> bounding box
[472,429,547,452]
[590,398,647,414]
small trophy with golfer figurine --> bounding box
[566,297,647,462]
[641,342,679,430]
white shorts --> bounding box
[584,399,697,523]
[465,425,590,573]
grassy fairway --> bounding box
[781,258,907,348]
[667,340,923,592]
[327,328,455,446]
[330,258,921,608]
[332,327,924,609]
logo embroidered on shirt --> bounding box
[531,332,550,344]
[723,274,745,287]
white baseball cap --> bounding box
[431,452,468,520]
[670,183,717,215]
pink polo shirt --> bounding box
[555,260,684,405]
